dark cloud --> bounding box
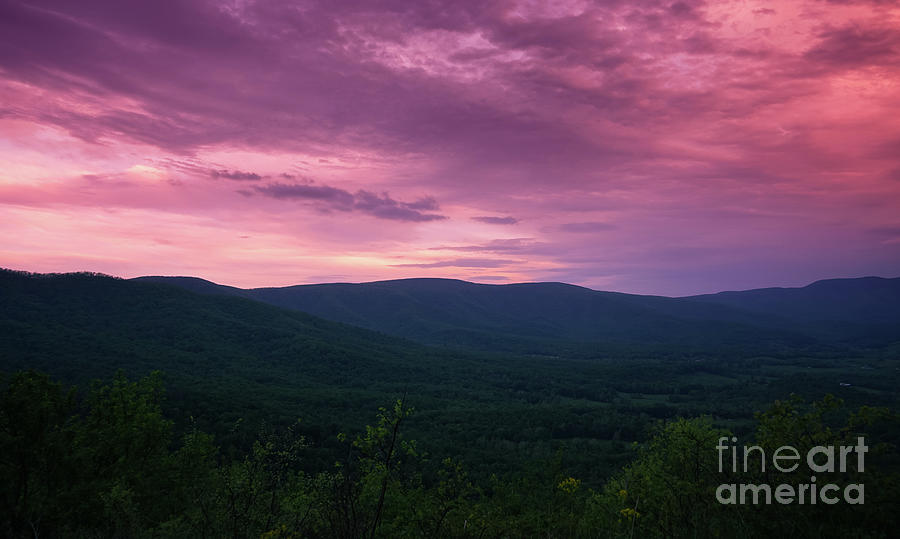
[254,182,355,206]
[558,222,617,233]
[400,196,440,211]
[804,26,900,69]
[0,0,726,183]
[429,238,535,252]
[353,190,447,222]
[153,158,297,183]
[253,182,446,222]
[210,169,262,181]
[472,216,519,225]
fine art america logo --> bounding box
[715,437,866,505]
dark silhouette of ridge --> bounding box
[131,274,900,352]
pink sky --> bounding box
[1,0,899,295]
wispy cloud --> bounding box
[429,238,537,252]
[253,182,446,222]
[472,216,518,225]
[210,169,262,181]
[390,258,517,268]
[558,222,617,233]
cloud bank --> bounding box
[1,0,898,294]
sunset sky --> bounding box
[2,0,899,295]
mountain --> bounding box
[133,275,900,353]
[1,268,780,480]
[4,268,899,483]
[686,276,900,343]
[134,275,886,355]
[686,276,900,323]
[0,269,462,433]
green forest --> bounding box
[2,270,899,537]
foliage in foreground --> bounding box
[1,370,898,538]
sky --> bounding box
[1,0,899,296]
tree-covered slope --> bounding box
[0,269,483,441]
[1,269,431,382]
[686,276,900,344]
[134,276,823,354]
[1,269,724,480]
[3,269,899,491]
[686,276,900,323]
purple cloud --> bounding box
[472,216,519,225]
[804,25,900,69]
[353,190,447,222]
[253,182,446,222]
[558,222,617,233]
[254,183,355,206]
[429,238,536,252]
[2,0,899,295]
[210,169,262,181]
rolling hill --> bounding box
[687,276,900,325]
[0,268,770,481]
[4,268,899,485]
[133,275,900,353]
[0,269,472,439]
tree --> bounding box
[591,417,737,538]
[0,371,76,538]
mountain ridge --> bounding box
[131,273,900,353]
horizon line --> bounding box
[4,266,898,299]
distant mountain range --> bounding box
[0,269,434,383]
[688,276,900,325]
[4,267,898,493]
[133,274,900,354]
[3,268,898,449]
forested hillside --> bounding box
[2,269,899,537]
[3,371,898,537]
[135,275,900,353]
